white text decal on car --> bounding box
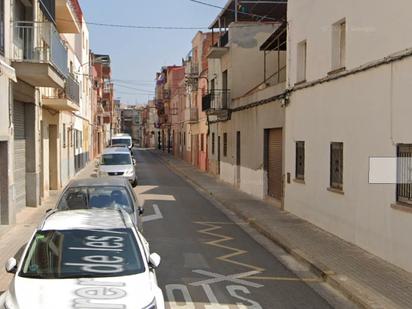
[73,278,127,309]
[65,235,125,274]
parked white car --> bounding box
[98,147,138,187]
[0,209,164,309]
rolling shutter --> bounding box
[268,128,282,200]
[13,102,26,210]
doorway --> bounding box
[49,125,58,190]
[266,128,283,200]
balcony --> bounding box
[56,0,82,33]
[43,74,80,111]
[208,31,229,59]
[202,90,231,121]
[12,21,68,89]
[188,63,199,76]
[204,89,230,111]
[184,107,198,123]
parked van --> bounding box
[111,134,133,153]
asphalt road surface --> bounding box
[134,149,357,309]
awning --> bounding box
[0,59,17,82]
[209,0,287,29]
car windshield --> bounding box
[101,153,131,165]
[19,229,145,279]
[57,186,133,213]
[111,139,131,147]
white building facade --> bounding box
[285,0,412,272]
[0,0,17,225]
[0,0,92,224]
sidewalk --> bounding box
[155,150,412,309]
[0,159,98,292]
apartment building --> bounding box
[284,0,412,272]
[120,105,144,145]
[92,53,114,147]
[0,0,17,225]
[142,100,159,148]
[183,31,215,171]
[155,65,185,153]
[205,0,287,201]
[9,0,91,209]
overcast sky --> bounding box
[79,0,224,105]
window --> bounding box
[201,134,204,152]
[223,133,228,157]
[330,142,343,190]
[397,144,412,205]
[212,133,215,155]
[295,141,305,180]
[0,0,4,55]
[332,19,346,70]
[297,40,307,82]
[63,124,66,148]
[20,229,144,279]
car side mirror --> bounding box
[138,207,144,216]
[5,258,17,274]
[149,253,161,269]
[133,159,136,166]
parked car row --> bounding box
[1,136,165,309]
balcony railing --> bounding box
[213,31,229,48]
[185,107,198,122]
[188,63,199,76]
[203,89,230,111]
[66,74,80,105]
[12,21,69,78]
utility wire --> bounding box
[113,83,155,94]
[187,0,286,22]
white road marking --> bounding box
[142,204,163,222]
[165,284,195,309]
[227,285,263,309]
[190,270,264,288]
[201,284,231,309]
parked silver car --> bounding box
[55,178,143,231]
[98,147,137,186]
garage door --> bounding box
[267,128,283,200]
[14,102,26,211]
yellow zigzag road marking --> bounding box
[194,221,321,283]
[195,222,265,273]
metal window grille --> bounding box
[223,133,228,157]
[330,142,343,190]
[295,141,305,180]
[212,133,215,155]
[397,144,412,204]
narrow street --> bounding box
[134,149,356,309]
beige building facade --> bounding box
[206,4,287,201]
[0,0,93,224]
[284,0,412,272]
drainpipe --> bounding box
[235,0,238,22]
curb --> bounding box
[153,151,396,309]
